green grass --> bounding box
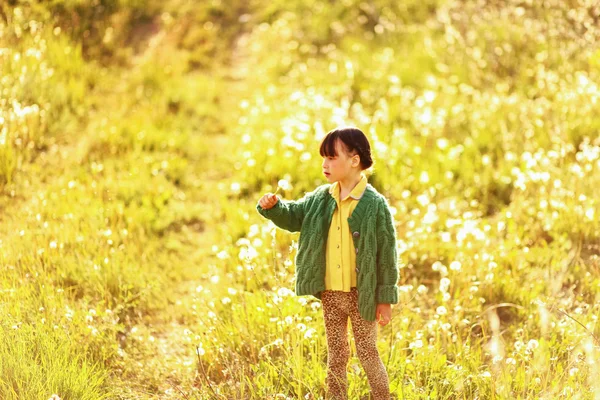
[1,0,600,398]
[0,325,109,400]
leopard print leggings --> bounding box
[321,288,390,400]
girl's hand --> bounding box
[259,193,279,210]
[376,304,392,326]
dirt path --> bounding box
[110,39,252,397]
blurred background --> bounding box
[1,0,599,399]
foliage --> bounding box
[0,0,599,399]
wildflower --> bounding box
[304,328,316,339]
[277,179,292,191]
[417,192,430,205]
[449,261,462,271]
[514,340,524,351]
[437,138,449,149]
[585,208,595,220]
[277,287,294,297]
[239,246,258,261]
[230,182,241,194]
[440,278,451,293]
[526,339,539,352]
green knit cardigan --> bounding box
[256,183,399,321]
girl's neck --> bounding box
[338,173,363,197]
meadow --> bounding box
[1,0,599,399]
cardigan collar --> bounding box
[326,183,377,230]
[348,185,377,229]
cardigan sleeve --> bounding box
[375,197,399,304]
[256,190,314,233]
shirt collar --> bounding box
[329,174,367,201]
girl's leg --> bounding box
[321,290,351,400]
[349,289,390,400]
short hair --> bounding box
[319,126,373,170]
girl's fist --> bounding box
[259,193,278,210]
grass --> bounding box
[1,0,600,398]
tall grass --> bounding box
[0,325,109,400]
[0,0,599,398]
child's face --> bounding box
[321,139,360,182]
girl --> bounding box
[257,127,399,400]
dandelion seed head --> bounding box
[450,261,462,271]
[440,277,451,293]
[304,328,316,339]
[527,339,539,352]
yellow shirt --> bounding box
[325,175,367,291]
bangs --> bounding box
[319,132,340,158]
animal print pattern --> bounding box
[321,288,390,400]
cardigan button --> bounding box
[355,267,359,273]
[355,248,358,254]
[352,231,360,237]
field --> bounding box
[1,0,599,399]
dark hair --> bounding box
[319,126,373,170]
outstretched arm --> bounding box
[256,191,312,233]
